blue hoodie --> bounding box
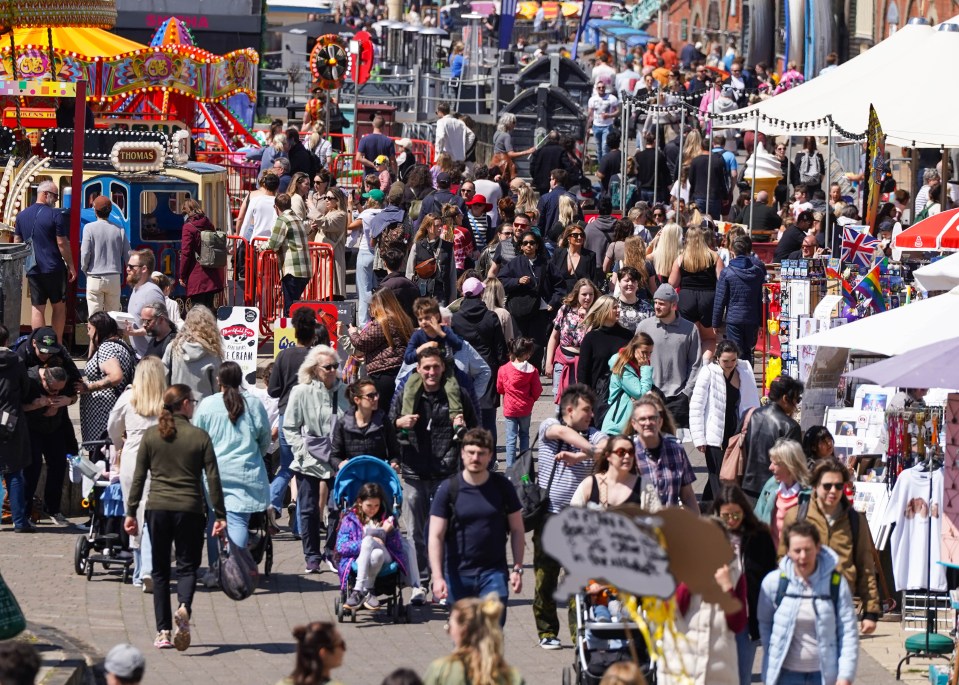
[713,254,766,327]
[758,546,859,685]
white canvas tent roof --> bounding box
[913,253,959,292]
[714,18,959,146]
[791,286,959,355]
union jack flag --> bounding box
[840,226,879,269]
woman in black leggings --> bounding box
[125,384,226,651]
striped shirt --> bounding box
[537,418,602,513]
[266,209,311,279]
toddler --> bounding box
[150,271,185,327]
[495,337,542,468]
[398,297,465,444]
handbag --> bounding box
[414,257,438,279]
[302,389,338,463]
[720,406,757,485]
[218,538,259,601]
[0,569,26,639]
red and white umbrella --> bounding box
[894,207,959,251]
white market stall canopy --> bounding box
[913,252,959,292]
[793,286,959,355]
[713,17,959,146]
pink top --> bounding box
[496,361,543,418]
[772,490,800,548]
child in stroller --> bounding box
[332,457,417,623]
[567,588,656,685]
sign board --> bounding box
[110,141,166,173]
[273,317,297,359]
[2,107,55,129]
[97,117,189,138]
[217,306,259,384]
[290,301,346,349]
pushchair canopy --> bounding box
[332,456,404,515]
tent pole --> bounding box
[944,146,951,212]
[786,134,794,205]
[621,96,629,215]
[826,125,833,254]
[676,107,685,218]
[654,117,660,209]
[706,86,715,216]
[749,114,759,234]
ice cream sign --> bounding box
[217,306,260,384]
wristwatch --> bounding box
[511,566,524,576]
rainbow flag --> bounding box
[840,278,857,308]
[854,261,886,312]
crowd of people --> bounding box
[0,19,907,683]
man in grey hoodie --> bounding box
[712,235,766,358]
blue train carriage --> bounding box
[34,128,228,321]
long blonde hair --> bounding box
[481,277,506,310]
[515,185,536,214]
[172,306,223,360]
[446,595,511,685]
[129,356,167,417]
[623,236,649,283]
[682,129,702,169]
[583,295,619,330]
[679,226,716,273]
[558,194,577,228]
[652,223,683,276]
[769,438,811,487]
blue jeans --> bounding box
[594,126,613,161]
[356,249,375,326]
[270,413,294,512]
[735,629,758,685]
[133,524,153,585]
[726,323,758,357]
[778,670,822,685]
[552,362,563,396]
[206,510,253,568]
[2,470,27,529]
[692,197,722,219]
[505,415,531,470]
[447,568,510,625]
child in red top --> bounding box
[496,337,543,468]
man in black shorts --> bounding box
[14,180,76,342]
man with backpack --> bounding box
[779,458,880,634]
[266,193,311,316]
[427,428,524,623]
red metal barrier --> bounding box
[391,136,435,166]
[305,242,335,301]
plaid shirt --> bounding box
[633,433,694,506]
[266,209,311,279]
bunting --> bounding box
[854,261,886,312]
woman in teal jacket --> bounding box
[193,361,271,564]
[601,333,654,435]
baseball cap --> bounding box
[105,643,145,680]
[92,195,112,212]
[653,283,679,304]
[695,41,704,50]
[461,277,485,297]
[374,155,389,166]
[361,188,385,201]
[33,327,61,355]
[396,137,412,149]
[436,172,451,186]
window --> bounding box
[139,190,192,243]
[681,19,688,40]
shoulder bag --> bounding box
[505,434,560,532]
[302,389,339,463]
[719,406,757,484]
[0,569,25,639]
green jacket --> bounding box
[127,415,226,519]
[283,379,349,479]
[424,657,525,685]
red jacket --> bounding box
[179,214,225,297]
[496,361,543,418]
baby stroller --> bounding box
[563,592,656,685]
[330,456,411,624]
[70,440,134,583]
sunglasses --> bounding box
[521,241,537,246]
[126,264,143,270]
[610,447,635,458]
[320,363,339,371]
[324,195,337,201]
[720,512,743,521]
[360,392,380,400]
[460,188,475,194]
[820,482,845,491]
[568,233,584,239]
[500,231,514,237]
[513,223,529,228]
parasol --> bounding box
[844,337,959,390]
[893,207,959,252]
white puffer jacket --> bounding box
[690,359,761,448]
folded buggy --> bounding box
[563,592,656,685]
[330,456,411,624]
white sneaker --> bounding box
[142,576,153,594]
[539,637,561,650]
[48,512,70,526]
[410,587,427,605]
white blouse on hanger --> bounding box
[883,465,947,591]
